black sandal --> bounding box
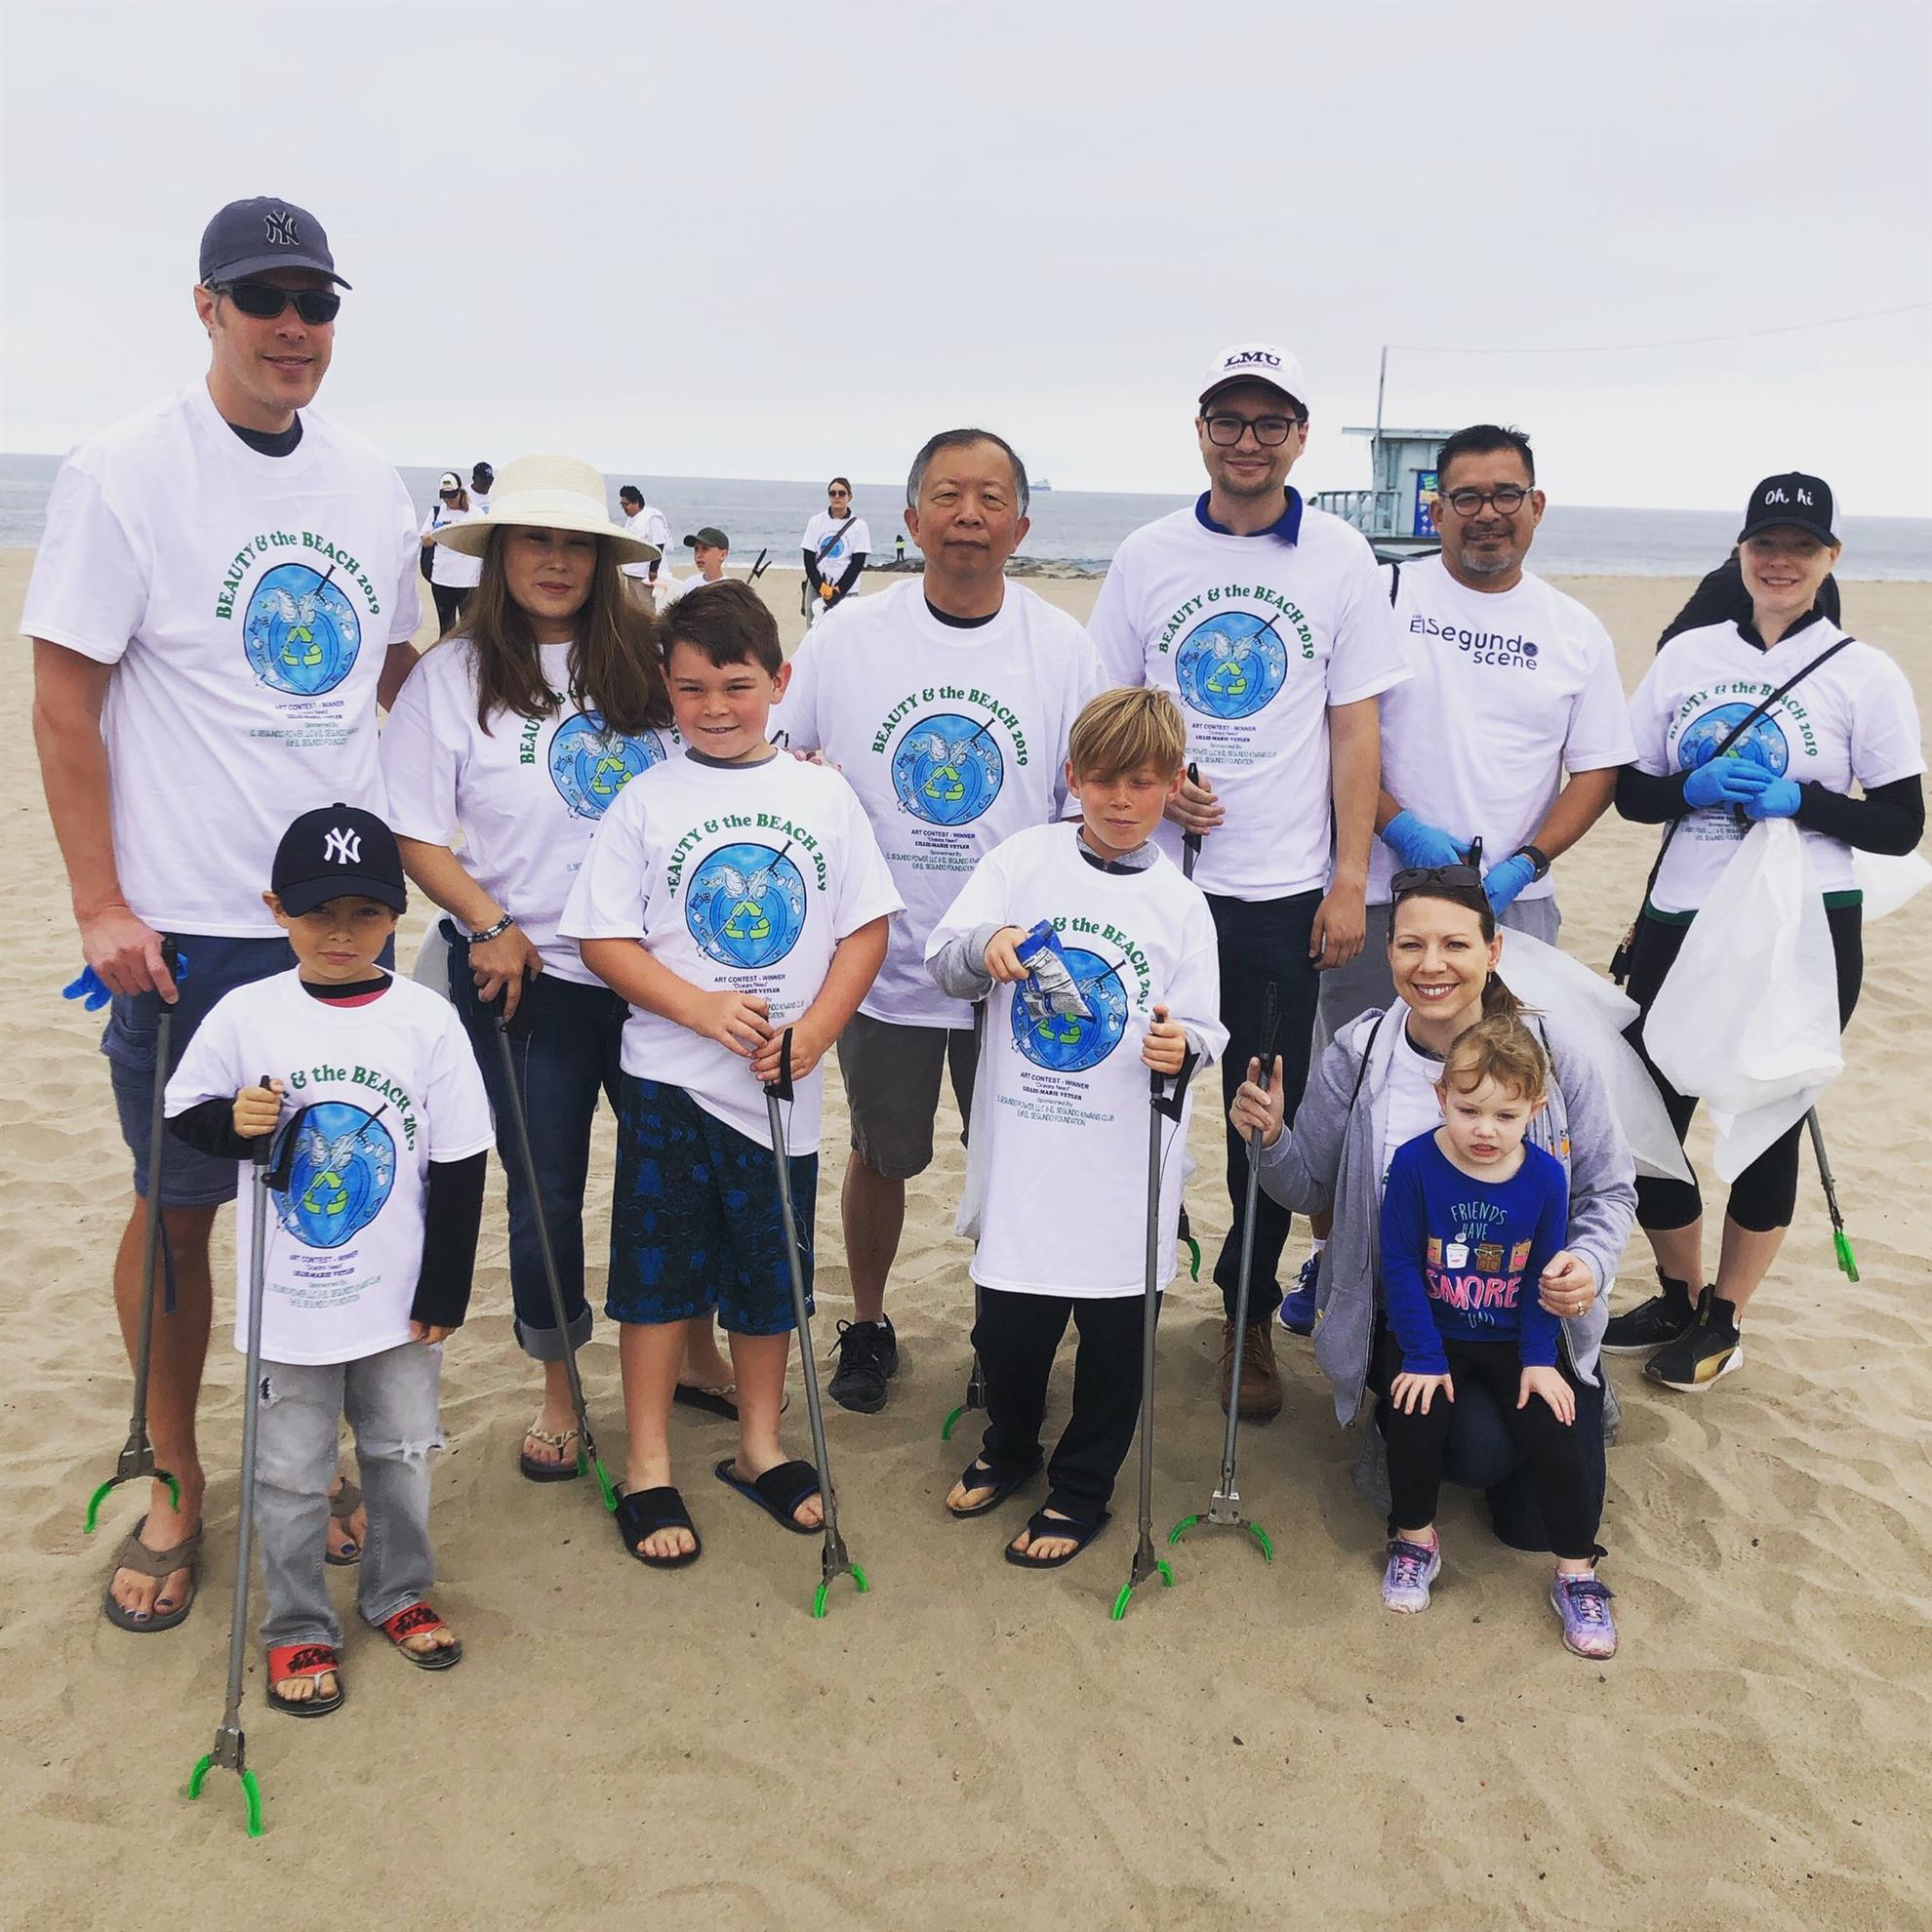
[615,1486,702,1569]
[946,1457,1039,1519]
[1004,1507,1110,1570]
[713,1458,822,1535]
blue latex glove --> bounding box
[61,963,112,1011]
[1743,777,1802,821]
[1381,810,1468,870]
[1682,757,1775,810]
[1483,853,1538,913]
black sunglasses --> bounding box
[211,280,342,325]
[1390,857,1484,897]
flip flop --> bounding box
[325,1478,363,1566]
[373,1599,463,1671]
[616,1485,703,1569]
[712,1457,822,1535]
[946,1457,1040,1519]
[672,1382,740,1422]
[1004,1507,1110,1570]
[266,1642,345,1718]
[101,1515,201,1632]
[519,1421,583,1483]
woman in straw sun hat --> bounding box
[381,457,744,1477]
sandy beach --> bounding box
[5,551,1928,1931]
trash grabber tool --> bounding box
[1111,1066,1183,1622]
[764,1029,867,1618]
[940,1281,986,1441]
[86,938,183,1532]
[1170,980,1279,1564]
[1173,766,1203,1282]
[186,1074,275,1838]
[1806,1107,1859,1282]
[748,546,772,583]
[493,990,617,1510]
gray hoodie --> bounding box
[1257,1004,1636,1427]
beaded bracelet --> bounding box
[470,913,515,944]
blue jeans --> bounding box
[448,928,627,1361]
[254,1341,444,1648]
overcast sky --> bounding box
[2,0,1927,512]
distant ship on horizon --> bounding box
[1033,477,1054,492]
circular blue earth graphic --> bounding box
[550,712,669,819]
[243,562,362,697]
[1174,611,1289,721]
[892,711,1005,826]
[1677,702,1790,778]
[686,840,808,969]
[1010,946,1131,1073]
[273,1102,396,1250]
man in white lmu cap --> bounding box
[1089,342,1409,1423]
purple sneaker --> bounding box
[1381,1537,1441,1613]
[1550,1573,1618,1658]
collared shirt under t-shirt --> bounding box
[1087,497,1410,903]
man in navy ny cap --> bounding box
[24,197,423,1635]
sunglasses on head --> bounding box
[1390,863,1484,896]
[210,280,342,325]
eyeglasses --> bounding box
[1203,412,1305,448]
[1441,485,1531,517]
[210,280,342,325]
[827,488,851,500]
[1390,862,1483,896]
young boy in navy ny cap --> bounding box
[165,805,494,1720]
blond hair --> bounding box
[1067,686,1187,783]
[1440,1014,1548,1104]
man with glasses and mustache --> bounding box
[26,196,421,1638]
[1089,343,1410,1422]
[1317,423,1633,1034]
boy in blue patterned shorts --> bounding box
[561,583,900,1569]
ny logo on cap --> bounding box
[323,826,361,866]
[265,208,300,247]
[1226,348,1281,371]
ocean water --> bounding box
[2,452,1927,580]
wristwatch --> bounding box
[1512,844,1552,882]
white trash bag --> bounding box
[1496,928,1693,1186]
[1643,820,1842,1182]
[1853,847,1932,922]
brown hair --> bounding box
[661,579,784,675]
[1067,686,1187,783]
[1440,1014,1549,1103]
[457,528,670,738]
[1389,875,1524,1021]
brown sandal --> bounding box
[101,1515,201,1632]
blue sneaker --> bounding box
[1279,1252,1320,1336]
[1381,1537,1441,1614]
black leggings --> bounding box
[431,582,471,634]
[1625,904,1863,1232]
[1382,1339,1601,1561]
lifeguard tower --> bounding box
[1310,424,1453,557]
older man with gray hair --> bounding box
[773,428,1104,1413]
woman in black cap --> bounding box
[1606,473,1925,1390]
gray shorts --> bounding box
[1314,895,1563,1047]
[836,1009,979,1181]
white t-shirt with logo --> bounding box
[1371,556,1635,904]
[165,972,494,1365]
[801,511,871,582]
[381,638,679,982]
[20,382,422,937]
[420,503,483,589]
[1628,617,1925,913]
[1088,500,1411,902]
[925,824,1226,1299]
[621,504,672,580]
[559,752,902,1151]
[772,577,1106,1027]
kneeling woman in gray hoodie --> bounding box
[1230,865,1635,1556]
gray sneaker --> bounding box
[1381,1537,1441,1614]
